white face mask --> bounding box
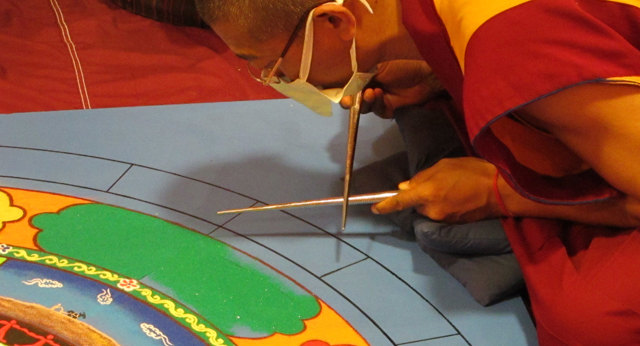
[270,0,375,117]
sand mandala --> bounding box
[0,187,368,346]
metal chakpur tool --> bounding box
[217,92,396,229]
[341,91,363,230]
[217,190,400,215]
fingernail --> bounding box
[398,181,410,190]
[371,205,379,214]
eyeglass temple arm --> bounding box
[262,0,335,86]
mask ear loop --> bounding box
[350,0,373,73]
[293,0,375,83]
[265,0,334,84]
[298,8,317,81]
[305,0,373,79]
[349,29,358,73]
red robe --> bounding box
[400,0,640,344]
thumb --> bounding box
[372,189,423,214]
[339,95,353,109]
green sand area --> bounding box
[33,204,320,337]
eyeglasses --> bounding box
[248,0,334,85]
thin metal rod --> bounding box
[217,190,399,215]
[342,91,363,231]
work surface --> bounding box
[0,99,537,345]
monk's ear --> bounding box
[311,4,356,41]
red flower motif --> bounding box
[117,279,140,292]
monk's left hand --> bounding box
[372,157,502,223]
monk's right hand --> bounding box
[340,60,443,119]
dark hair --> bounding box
[195,0,324,42]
